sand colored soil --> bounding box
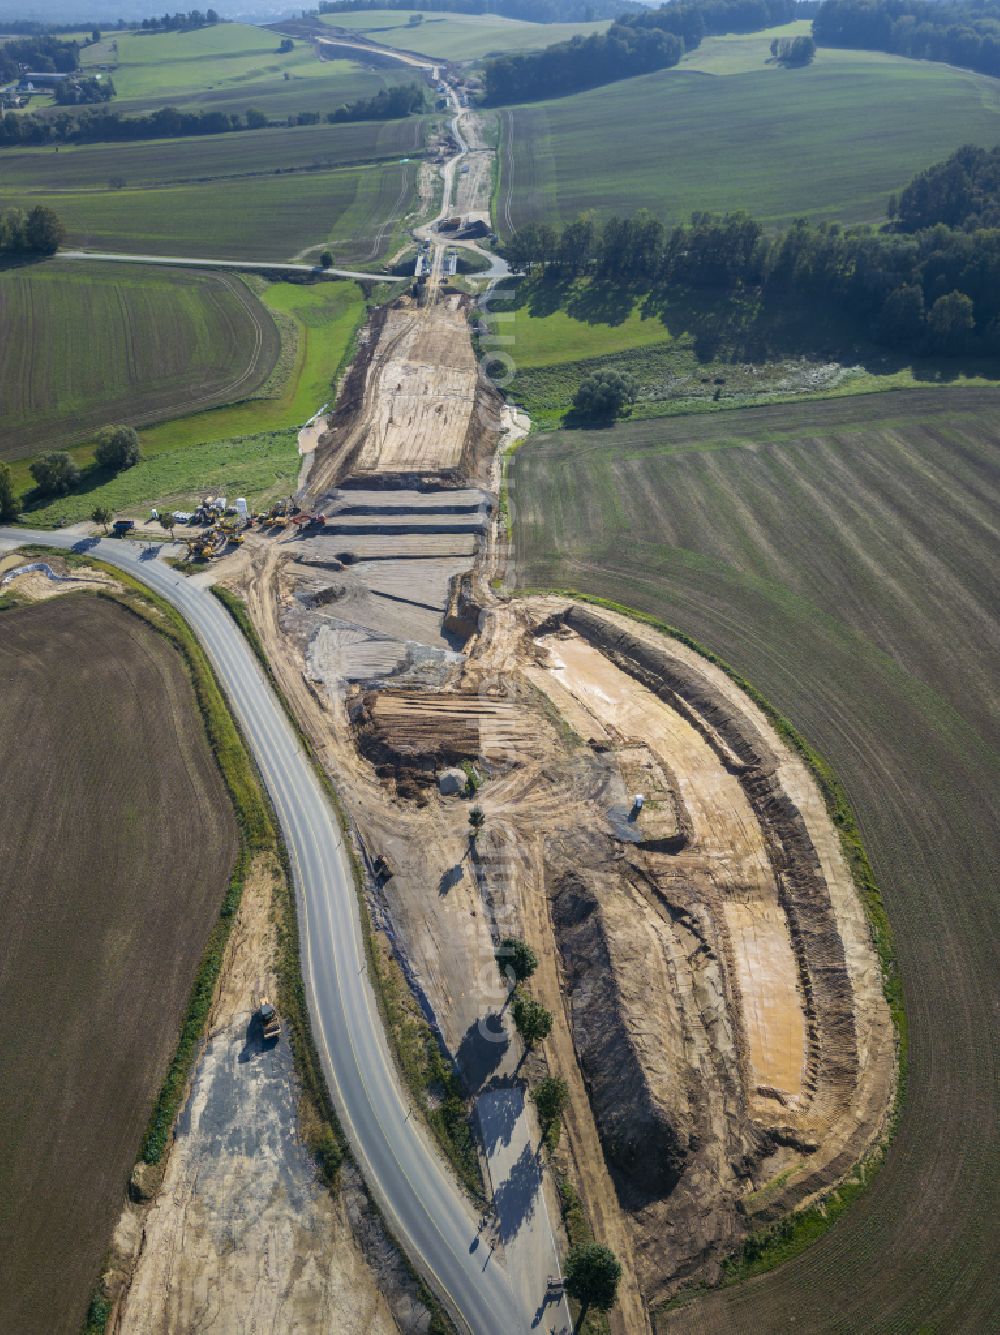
[539,632,807,1104]
[114,859,399,1335]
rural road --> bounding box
[56,250,404,283]
[0,528,544,1335]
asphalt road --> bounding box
[0,529,528,1335]
[56,250,403,283]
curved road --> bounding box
[0,529,525,1335]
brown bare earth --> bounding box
[0,593,238,1335]
[308,294,496,492]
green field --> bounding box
[6,157,420,263]
[319,9,609,61]
[0,117,427,191]
[0,261,279,460]
[497,47,1000,231]
[8,276,366,523]
[677,19,813,74]
[512,386,1000,1332]
[80,21,411,118]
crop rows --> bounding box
[0,262,280,459]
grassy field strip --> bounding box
[318,8,610,61]
[511,388,1000,1331]
[501,50,1000,230]
[483,277,1000,427]
[0,117,428,192]
[4,160,419,262]
[0,262,280,461]
[677,19,813,75]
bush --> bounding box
[564,1241,622,1315]
[94,424,140,473]
[572,369,638,421]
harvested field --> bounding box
[511,388,1000,1330]
[0,594,237,1335]
[0,262,279,461]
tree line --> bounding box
[483,0,797,103]
[504,202,1000,357]
[138,9,222,30]
[316,0,634,22]
[813,0,1000,79]
[0,205,66,257]
[0,82,425,149]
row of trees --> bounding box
[0,427,140,528]
[484,25,684,102]
[328,82,426,122]
[812,0,1000,78]
[317,0,635,21]
[504,205,1000,356]
[891,144,1000,233]
[483,0,797,103]
[489,934,621,1320]
[138,10,222,30]
[0,82,424,150]
[0,205,65,256]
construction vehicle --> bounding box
[290,512,326,530]
[254,994,281,1041]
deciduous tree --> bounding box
[94,424,140,473]
[30,451,79,496]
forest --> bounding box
[483,0,796,101]
[813,0,1000,78]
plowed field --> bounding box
[511,387,1000,1332]
[0,595,238,1335]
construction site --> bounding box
[203,215,897,1326]
[44,89,900,1335]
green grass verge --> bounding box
[518,588,906,1297]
